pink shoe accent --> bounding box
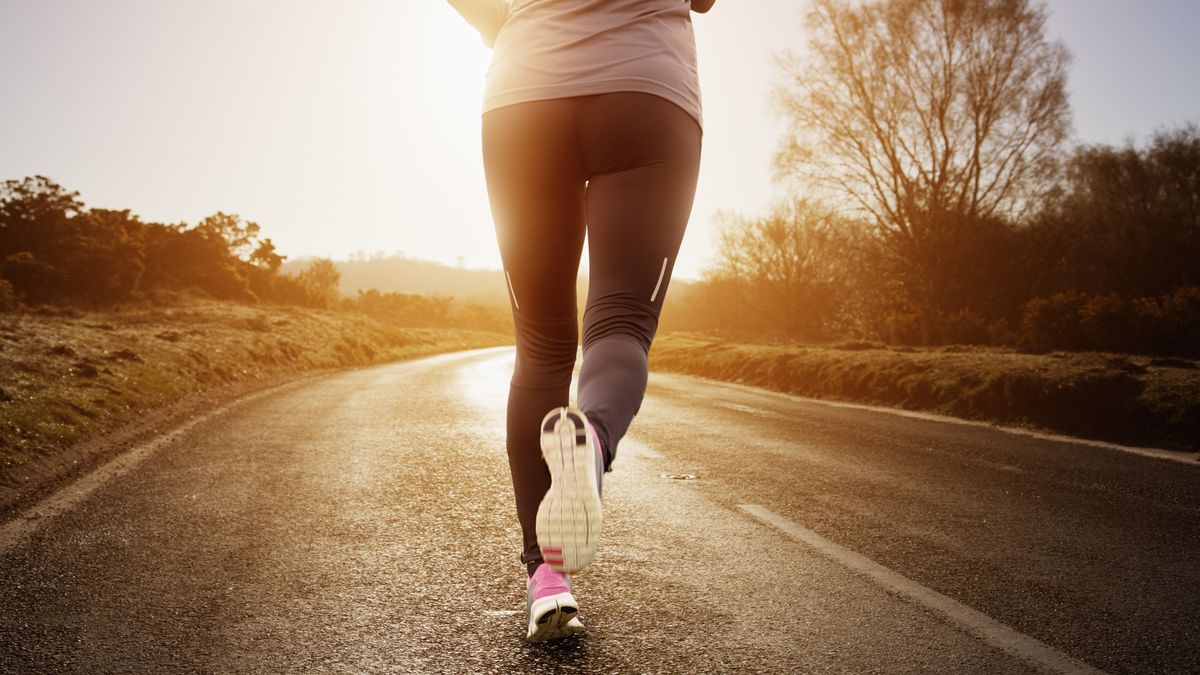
[541,545,564,566]
[527,562,571,601]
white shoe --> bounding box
[535,406,603,574]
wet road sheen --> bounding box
[1,347,1197,673]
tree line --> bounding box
[0,175,338,309]
[664,0,1199,357]
[0,175,511,332]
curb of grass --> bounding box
[649,334,1200,454]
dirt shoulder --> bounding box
[0,300,511,514]
[650,334,1200,453]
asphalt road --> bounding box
[1,347,1197,673]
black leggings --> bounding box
[482,92,702,574]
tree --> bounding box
[298,258,341,308]
[245,238,286,300]
[57,208,146,304]
[778,0,1071,227]
[0,176,83,254]
[704,201,853,340]
[250,239,285,272]
[0,177,83,301]
[196,212,262,260]
[1033,125,1200,298]
[0,179,145,305]
[776,0,1071,313]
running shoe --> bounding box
[526,563,585,642]
[536,406,603,574]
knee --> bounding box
[513,314,579,387]
[582,297,657,353]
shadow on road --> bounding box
[520,633,591,668]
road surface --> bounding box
[1,347,1197,673]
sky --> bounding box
[1,1,1198,281]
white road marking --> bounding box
[738,504,1105,675]
[717,401,771,417]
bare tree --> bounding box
[776,0,1072,241]
[706,200,852,339]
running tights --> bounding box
[482,92,702,574]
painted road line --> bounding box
[738,504,1104,675]
[716,402,771,417]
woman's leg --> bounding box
[482,98,587,576]
[576,93,702,468]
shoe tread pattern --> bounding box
[535,407,602,574]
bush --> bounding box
[879,307,997,347]
[0,251,60,304]
[349,289,453,327]
[1079,294,1138,353]
[1134,286,1200,356]
[937,309,993,346]
[1019,286,1200,356]
[1019,292,1088,352]
[296,258,341,308]
[882,309,926,346]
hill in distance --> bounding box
[283,253,620,308]
[282,254,510,304]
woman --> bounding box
[448,0,713,642]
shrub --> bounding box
[0,251,60,304]
[937,309,993,346]
[1020,286,1200,356]
[1019,292,1088,351]
[879,307,996,347]
[1134,286,1200,356]
[1079,294,1138,353]
[883,309,927,346]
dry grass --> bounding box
[0,300,510,497]
[650,334,1200,452]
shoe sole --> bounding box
[526,592,584,642]
[536,407,602,574]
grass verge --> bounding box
[650,334,1200,453]
[0,299,510,511]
